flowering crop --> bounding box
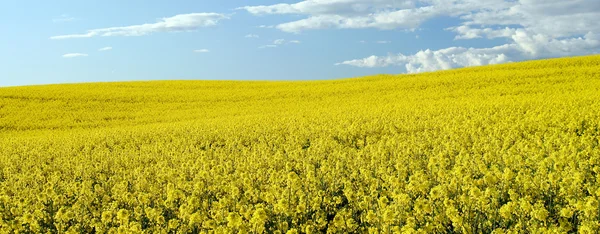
[1,55,600,233]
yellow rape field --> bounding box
[1,55,600,233]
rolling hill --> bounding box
[1,55,599,233]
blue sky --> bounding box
[1,0,599,87]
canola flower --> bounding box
[0,55,599,233]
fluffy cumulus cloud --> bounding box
[336,45,517,71]
[242,0,600,73]
[338,30,600,72]
[51,13,229,39]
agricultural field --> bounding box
[1,55,600,233]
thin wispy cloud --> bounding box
[273,39,286,45]
[62,53,88,58]
[239,1,419,33]
[245,34,259,38]
[258,45,277,49]
[193,49,210,53]
[359,40,392,44]
[50,13,229,40]
[259,39,302,49]
[98,47,113,51]
[53,14,75,23]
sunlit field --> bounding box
[1,55,600,233]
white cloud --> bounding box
[240,0,495,33]
[239,0,416,16]
[53,14,75,23]
[335,45,515,70]
[241,0,600,36]
[52,33,95,40]
[260,39,302,48]
[245,34,259,38]
[357,40,391,44]
[259,45,278,49]
[461,0,600,37]
[62,53,88,58]
[337,30,600,72]
[235,0,599,72]
[274,10,436,33]
[193,49,210,53]
[450,26,517,40]
[98,47,113,51]
[51,13,229,39]
[273,39,286,45]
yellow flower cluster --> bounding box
[0,55,600,233]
